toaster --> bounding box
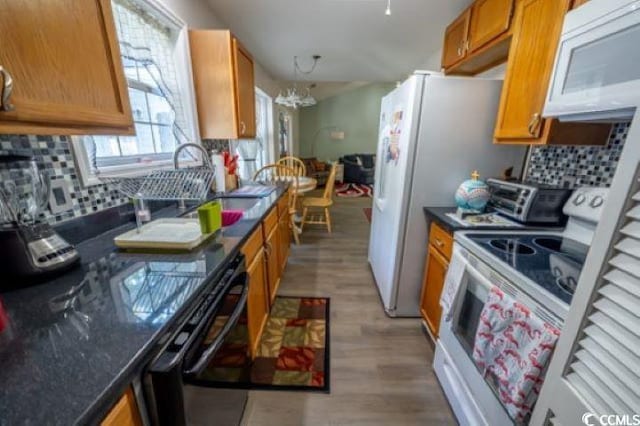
[486,179,572,225]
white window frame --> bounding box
[256,87,276,166]
[71,0,201,187]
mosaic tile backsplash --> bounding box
[526,122,630,188]
[0,135,129,224]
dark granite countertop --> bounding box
[423,206,562,234]
[0,186,286,426]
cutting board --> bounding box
[114,218,215,251]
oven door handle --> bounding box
[183,277,249,376]
[464,261,494,292]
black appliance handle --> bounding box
[183,277,249,376]
[148,254,246,375]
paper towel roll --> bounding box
[211,153,226,193]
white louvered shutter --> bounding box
[531,155,640,425]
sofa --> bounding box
[301,157,332,187]
[340,154,375,185]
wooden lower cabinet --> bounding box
[265,223,281,305]
[246,247,269,359]
[277,205,291,276]
[420,244,450,338]
[101,387,141,426]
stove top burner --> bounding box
[489,239,536,255]
[533,237,563,252]
[463,232,590,305]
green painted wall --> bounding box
[298,83,395,161]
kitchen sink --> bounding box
[180,197,261,220]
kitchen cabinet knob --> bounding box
[527,113,541,136]
[0,66,15,112]
[240,121,246,135]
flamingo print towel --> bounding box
[472,286,561,424]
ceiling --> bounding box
[206,0,471,83]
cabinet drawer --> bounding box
[242,225,264,264]
[263,207,278,236]
[429,222,453,259]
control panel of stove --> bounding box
[563,187,609,224]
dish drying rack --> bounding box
[103,168,215,232]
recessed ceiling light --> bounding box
[385,0,392,16]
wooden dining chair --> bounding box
[300,163,337,234]
[253,164,301,245]
[277,156,306,177]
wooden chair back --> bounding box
[323,163,338,200]
[253,164,299,210]
[277,156,306,177]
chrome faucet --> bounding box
[173,143,215,210]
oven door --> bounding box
[145,254,250,426]
[436,247,513,426]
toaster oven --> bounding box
[486,179,572,225]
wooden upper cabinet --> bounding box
[572,0,589,9]
[468,0,514,53]
[189,30,256,140]
[0,0,133,135]
[494,0,572,143]
[233,39,257,139]
[441,8,471,69]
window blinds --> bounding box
[564,177,640,417]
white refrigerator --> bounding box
[368,71,526,317]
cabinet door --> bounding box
[441,8,472,69]
[278,211,291,275]
[232,38,256,138]
[0,0,133,135]
[468,0,514,53]
[419,244,449,338]
[571,0,589,8]
[494,0,571,143]
[101,387,141,426]
[247,248,269,359]
[265,225,280,305]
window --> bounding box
[231,88,274,181]
[73,0,198,185]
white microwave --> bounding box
[544,0,640,120]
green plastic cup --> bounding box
[197,200,222,234]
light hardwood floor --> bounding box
[242,194,456,426]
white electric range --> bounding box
[433,187,609,426]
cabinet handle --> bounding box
[457,45,463,57]
[527,113,541,136]
[464,40,470,52]
[240,121,246,136]
[265,241,273,257]
[434,238,445,248]
[0,66,15,112]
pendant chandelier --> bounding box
[276,55,321,109]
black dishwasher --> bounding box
[145,253,250,426]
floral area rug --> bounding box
[335,183,373,198]
[194,296,330,392]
